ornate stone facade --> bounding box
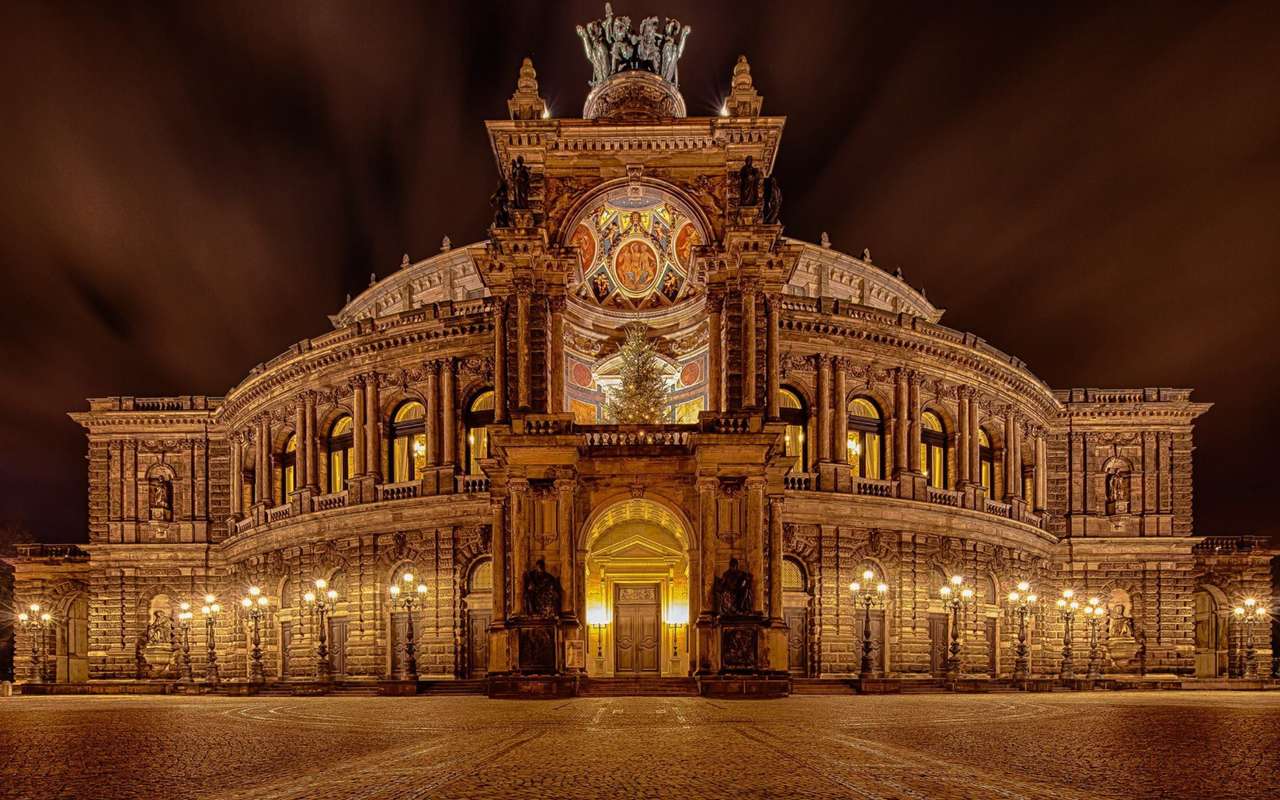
[4,20,1274,693]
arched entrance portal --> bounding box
[583,499,693,678]
[1194,586,1229,678]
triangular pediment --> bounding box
[593,532,683,561]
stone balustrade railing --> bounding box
[12,544,90,561]
[266,502,295,523]
[785,473,814,491]
[853,477,896,498]
[457,474,490,493]
[581,428,693,447]
[314,491,348,512]
[1191,536,1269,555]
[985,499,1013,518]
[375,481,420,502]
[926,486,963,507]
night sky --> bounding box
[1,2,1277,545]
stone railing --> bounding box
[853,477,896,497]
[266,502,295,523]
[1191,536,1270,555]
[457,474,490,493]
[581,427,693,447]
[785,473,815,491]
[376,481,420,502]
[234,516,256,534]
[12,544,91,561]
[314,491,349,512]
[703,415,752,434]
[985,499,1013,519]
[926,486,963,507]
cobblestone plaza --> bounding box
[2,692,1277,799]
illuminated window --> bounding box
[920,410,946,489]
[389,401,426,482]
[779,388,807,473]
[465,390,495,476]
[280,434,297,500]
[327,415,354,494]
[847,397,884,479]
[978,428,994,493]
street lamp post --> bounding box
[177,602,194,683]
[1232,598,1268,679]
[587,605,608,660]
[304,578,340,681]
[240,586,270,684]
[389,572,428,681]
[201,595,221,687]
[1055,589,1079,680]
[850,568,889,679]
[1006,582,1039,681]
[665,602,688,660]
[939,575,975,680]
[1082,596,1104,680]
[17,604,51,683]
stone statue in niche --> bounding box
[522,558,563,618]
[1109,604,1135,639]
[714,558,754,617]
[1105,468,1130,515]
[762,174,783,224]
[510,156,531,210]
[737,156,760,206]
[148,476,173,522]
[147,609,174,646]
[490,178,512,228]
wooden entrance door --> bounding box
[784,608,807,675]
[468,610,491,677]
[985,617,998,676]
[280,621,293,679]
[389,611,407,677]
[928,613,949,677]
[614,584,660,674]
[328,617,348,677]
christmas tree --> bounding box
[604,324,671,424]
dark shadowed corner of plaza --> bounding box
[1,2,1280,799]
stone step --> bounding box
[791,678,856,695]
[579,677,700,696]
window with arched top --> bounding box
[978,428,994,494]
[847,397,884,479]
[465,390,495,476]
[327,415,354,494]
[920,411,947,489]
[779,388,807,473]
[782,558,807,592]
[389,401,427,482]
[280,434,297,500]
[469,559,493,594]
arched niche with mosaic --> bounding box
[566,184,704,311]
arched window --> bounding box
[465,390,495,476]
[280,434,297,500]
[389,401,426,482]
[978,428,994,493]
[920,411,946,489]
[327,415,354,494]
[847,398,884,479]
[779,388,807,473]
[782,557,807,592]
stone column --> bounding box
[493,297,508,423]
[515,284,531,411]
[698,478,718,614]
[742,288,757,408]
[441,358,456,468]
[305,391,319,489]
[351,377,367,478]
[491,496,507,621]
[745,477,766,615]
[257,416,271,503]
[968,392,981,488]
[907,372,922,473]
[767,495,784,619]
[229,432,242,517]
[816,356,831,463]
[425,361,440,467]
[832,360,848,464]
[293,400,307,493]
[707,292,723,413]
[364,374,381,481]
[893,369,909,474]
[548,296,565,414]
[509,477,529,616]
[957,390,971,484]
[1034,432,1047,512]
[1004,410,1021,501]
[765,295,780,420]
[555,477,575,617]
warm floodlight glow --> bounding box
[586,605,609,627]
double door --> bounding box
[614,584,660,674]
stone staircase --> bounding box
[579,676,700,697]
[418,679,488,695]
[791,678,856,695]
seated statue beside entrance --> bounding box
[714,557,754,617]
[522,558,563,618]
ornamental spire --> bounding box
[508,57,548,121]
[724,55,763,117]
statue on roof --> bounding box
[578,4,692,86]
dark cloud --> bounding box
[0,1,1276,543]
